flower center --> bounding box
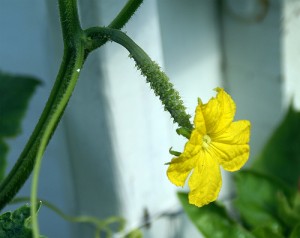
[202,135,211,149]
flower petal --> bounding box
[211,143,249,171]
[213,120,250,144]
[210,120,250,171]
[188,151,222,207]
[167,154,196,187]
[167,127,205,187]
[194,100,206,135]
[202,88,236,135]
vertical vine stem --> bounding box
[0,3,147,238]
[58,0,82,48]
[32,1,85,237]
[0,49,85,213]
[31,48,85,238]
[0,0,143,213]
[109,0,143,29]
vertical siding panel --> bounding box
[222,0,283,159]
[157,1,222,237]
[282,0,300,110]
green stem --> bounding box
[0,0,144,213]
[84,0,143,56]
[85,27,193,129]
[0,52,81,211]
[58,0,82,48]
[31,48,84,238]
[11,197,125,237]
[109,0,143,29]
[0,0,84,211]
[30,2,84,237]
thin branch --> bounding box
[85,27,192,129]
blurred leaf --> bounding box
[124,229,143,238]
[0,203,46,238]
[277,192,300,228]
[234,170,293,235]
[0,70,40,181]
[252,226,284,238]
[178,192,254,238]
[252,106,300,188]
[0,71,40,136]
[289,223,300,238]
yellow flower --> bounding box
[167,88,250,207]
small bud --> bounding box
[169,147,181,156]
[176,127,192,139]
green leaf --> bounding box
[252,226,284,238]
[0,203,46,238]
[252,106,300,188]
[177,192,254,238]
[234,170,292,235]
[0,71,40,137]
[289,223,300,238]
[0,70,40,181]
[277,192,300,228]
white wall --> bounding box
[283,0,300,110]
[222,0,284,160]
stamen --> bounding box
[202,135,211,149]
